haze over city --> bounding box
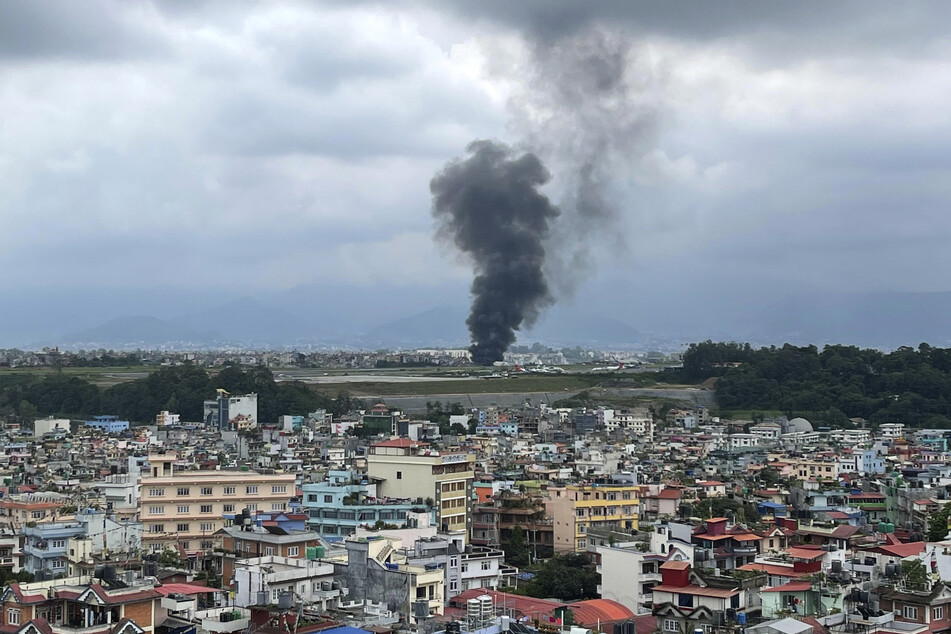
[3,1,951,349]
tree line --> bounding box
[0,364,353,424]
[679,341,951,427]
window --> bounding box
[272,485,287,494]
[148,506,164,515]
[904,606,919,620]
[148,524,165,533]
[450,580,458,592]
[246,485,258,494]
[223,504,235,513]
[180,541,190,550]
[201,487,213,495]
[201,541,214,549]
[481,561,491,570]
[450,558,458,567]
[247,504,257,511]
[200,523,213,532]
[271,503,286,511]
[8,609,20,626]
[287,546,299,557]
[265,547,274,556]
[50,539,65,549]
[664,620,678,632]
[935,607,944,621]
[677,594,694,608]
[461,564,469,573]
[224,486,236,495]
[201,504,213,513]
[149,488,165,497]
[51,559,66,569]
[177,487,190,496]
[396,471,402,480]
[324,495,333,503]
[177,523,189,532]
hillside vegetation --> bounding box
[681,341,951,427]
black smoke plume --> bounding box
[430,140,559,365]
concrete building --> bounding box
[204,391,258,430]
[31,418,71,438]
[139,452,294,558]
[365,439,474,540]
[154,411,180,426]
[84,416,130,434]
[547,483,640,552]
[301,470,418,539]
[594,544,667,615]
[232,555,342,612]
[333,536,445,621]
[218,524,325,583]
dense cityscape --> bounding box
[5,3,951,634]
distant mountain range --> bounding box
[10,285,951,350]
[43,304,646,350]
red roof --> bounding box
[699,481,725,486]
[570,599,635,626]
[155,583,221,597]
[451,589,561,619]
[371,438,428,448]
[738,563,809,578]
[786,547,826,561]
[661,561,690,571]
[658,489,683,499]
[762,582,813,593]
[874,541,926,558]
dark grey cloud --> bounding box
[0,1,168,60]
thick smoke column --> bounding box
[431,140,559,365]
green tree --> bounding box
[505,525,530,567]
[901,559,929,591]
[927,506,951,542]
[523,553,599,600]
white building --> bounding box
[32,417,70,437]
[879,423,905,440]
[233,555,342,612]
[730,433,760,448]
[749,423,782,442]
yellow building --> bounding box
[140,453,295,557]
[546,484,639,552]
[365,439,474,539]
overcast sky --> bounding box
[3,1,951,332]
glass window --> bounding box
[247,485,258,494]
[201,487,213,496]
[201,505,213,513]
[177,488,190,496]
[177,523,189,532]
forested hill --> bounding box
[683,341,951,427]
[0,365,352,423]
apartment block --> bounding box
[139,453,294,557]
[365,439,474,538]
[547,483,639,552]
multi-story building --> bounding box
[203,391,258,430]
[0,529,24,575]
[218,524,325,583]
[301,470,418,539]
[84,416,130,434]
[594,544,667,615]
[546,483,639,552]
[31,417,70,438]
[652,561,754,634]
[471,497,553,559]
[365,439,474,540]
[23,512,142,579]
[139,452,294,559]
[232,555,342,612]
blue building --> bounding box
[84,415,130,433]
[22,522,86,576]
[301,470,420,539]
